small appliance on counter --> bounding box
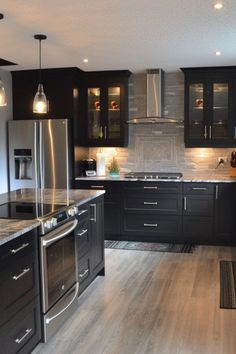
[76,159,96,177]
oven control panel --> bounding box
[41,206,79,234]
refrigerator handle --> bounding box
[34,122,39,189]
[39,121,44,189]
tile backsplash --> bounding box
[75,71,235,178]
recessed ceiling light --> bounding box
[214,3,224,9]
[215,51,222,56]
[83,58,88,63]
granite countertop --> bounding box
[0,188,105,246]
[75,174,236,183]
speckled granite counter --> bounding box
[0,188,105,246]
[75,174,236,183]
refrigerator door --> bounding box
[39,119,69,190]
[8,120,39,191]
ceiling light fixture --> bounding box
[83,58,89,63]
[215,51,222,56]
[0,78,7,106]
[214,3,224,9]
[33,34,48,114]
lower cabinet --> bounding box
[0,229,41,354]
[76,195,105,295]
[75,179,236,245]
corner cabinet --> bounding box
[82,70,132,147]
[181,67,236,147]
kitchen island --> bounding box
[0,188,105,354]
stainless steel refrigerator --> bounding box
[8,119,71,191]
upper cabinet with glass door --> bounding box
[84,71,132,147]
[181,67,236,147]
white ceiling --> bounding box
[1,0,236,73]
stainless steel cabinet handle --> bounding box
[143,223,158,227]
[144,186,158,190]
[15,328,32,344]
[104,126,107,139]
[90,203,97,223]
[143,202,158,205]
[10,242,30,254]
[209,125,212,139]
[215,185,219,200]
[79,269,89,278]
[204,125,207,139]
[191,187,207,191]
[183,196,187,210]
[12,267,30,280]
[42,219,78,247]
[77,229,88,237]
[77,209,88,216]
[90,185,104,189]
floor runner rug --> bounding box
[104,240,196,253]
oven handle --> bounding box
[42,219,78,247]
[45,282,79,325]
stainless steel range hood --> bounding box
[127,69,183,124]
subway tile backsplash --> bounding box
[77,71,235,178]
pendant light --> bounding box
[0,78,7,106]
[33,34,48,114]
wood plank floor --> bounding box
[32,245,236,354]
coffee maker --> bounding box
[76,159,96,177]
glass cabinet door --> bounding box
[107,87,121,140]
[88,88,103,140]
[188,83,205,140]
[211,83,229,139]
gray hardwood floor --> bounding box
[32,245,236,354]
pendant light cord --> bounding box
[39,38,42,85]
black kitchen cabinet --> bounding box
[182,183,214,243]
[214,183,236,244]
[76,196,105,295]
[0,229,41,354]
[181,66,236,147]
[74,180,121,239]
[82,70,131,147]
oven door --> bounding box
[40,218,79,313]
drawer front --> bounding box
[0,230,36,264]
[124,194,182,215]
[123,214,181,236]
[183,183,214,195]
[183,195,214,216]
[183,216,213,242]
[1,296,41,354]
[76,219,90,258]
[123,182,182,194]
[75,180,121,196]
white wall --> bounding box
[0,69,12,193]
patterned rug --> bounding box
[104,240,195,253]
[220,261,236,309]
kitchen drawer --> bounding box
[183,183,214,195]
[0,296,41,354]
[0,229,36,264]
[183,216,213,243]
[183,195,214,216]
[0,250,39,327]
[76,218,90,258]
[75,180,121,196]
[123,194,182,215]
[123,182,182,194]
[123,214,181,237]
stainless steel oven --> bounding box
[40,217,79,342]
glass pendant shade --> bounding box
[33,83,47,113]
[0,79,7,106]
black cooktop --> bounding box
[0,201,67,220]
[124,172,183,180]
